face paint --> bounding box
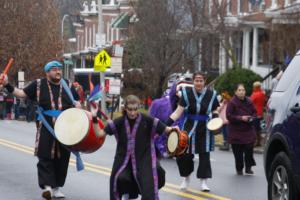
[126,104,139,119]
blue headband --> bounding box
[44,61,63,72]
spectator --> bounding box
[26,99,36,122]
[0,91,6,119]
[147,96,152,108]
[250,81,266,147]
[217,91,231,151]
[5,92,14,119]
[226,84,257,175]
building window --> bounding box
[239,0,247,13]
[81,35,84,51]
[89,27,92,47]
[249,2,252,12]
[77,35,80,51]
[85,27,88,49]
[208,0,212,16]
[92,24,96,46]
[259,1,266,11]
[227,0,232,15]
[271,0,278,8]
[258,28,270,65]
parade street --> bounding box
[0,120,267,200]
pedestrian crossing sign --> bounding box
[94,50,111,72]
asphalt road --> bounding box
[0,120,268,200]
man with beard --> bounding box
[0,60,80,199]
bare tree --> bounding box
[0,0,62,83]
[269,8,300,64]
[200,0,239,69]
[126,0,201,98]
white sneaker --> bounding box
[121,194,129,200]
[42,186,52,200]
[179,176,190,190]
[53,187,65,198]
[200,179,210,192]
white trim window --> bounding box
[227,0,232,15]
[208,0,212,16]
[271,0,278,8]
[85,26,88,49]
[249,1,253,12]
[77,35,80,51]
[284,0,290,6]
[92,24,96,47]
[89,27,92,47]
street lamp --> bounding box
[61,14,69,52]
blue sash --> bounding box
[36,79,84,171]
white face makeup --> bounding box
[125,104,139,119]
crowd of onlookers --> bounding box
[0,90,37,122]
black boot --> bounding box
[245,167,254,175]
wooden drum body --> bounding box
[167,130,189,156]
[207,118,223,135]
[54,108,105,153]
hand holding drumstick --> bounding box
[0,58,14,89]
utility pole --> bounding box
[98,0,107,114]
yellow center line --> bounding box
[69,159,112,172]
[162,187,207,200]
[0,138,34,151]
[0,141,34,155]
[0,138,231,200]
[0,139,112,172]
[166,183,231,200]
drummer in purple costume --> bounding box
[92,95,177,200]
[0,61,80,199]
[165,72,220,192]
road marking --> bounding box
[162,187,207,200]
[166,183,231,200]
[0,138,231,200]
[69,159,112,173]
[0,140,34,155]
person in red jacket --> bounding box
[250,81,266,147]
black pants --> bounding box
[176,152,212,179]
[117,162,165,199]
[231,143,256,171]
[117,163,139,199]
[37,152,70,189]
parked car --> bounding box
[264,51,300,200]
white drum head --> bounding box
[167,131,179,153]
[54,108,89,146]
[207,118,223,131]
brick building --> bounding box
[64,0,133,80]
[200,0,300,88]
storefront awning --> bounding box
[111,12,130,29]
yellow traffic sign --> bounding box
[94,50,111,72]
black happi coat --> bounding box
[105,113,166,200]
[179,87,219,153]
[23,78,78,158]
